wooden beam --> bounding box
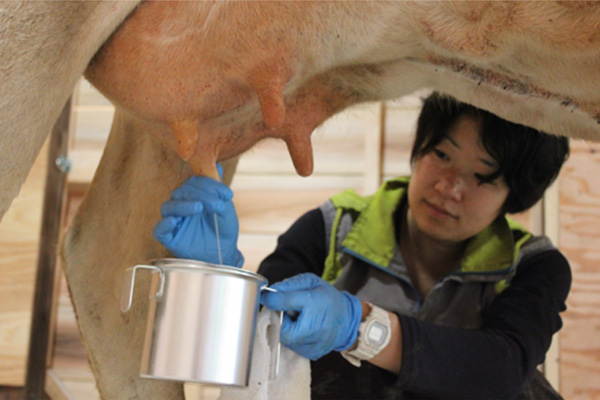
[363,102,384,194]
[24,99,71,400]
[542,180,561,389]
[45,370,75,400]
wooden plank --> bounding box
[70,79,113,152]
[238,233,279,273]
[71,107,113,150]
[236,103,377,177]
[557,140,600,399]
[0,386,29,400]
[363,102,384,194]
[24,99,71,400]
[45,370,75,400]
[382,105,419,178]
[235,189,342,235]
[0,141,48,386]
[0,312,32,385]
[231,173,363,191]
[542,180,561,389]
[76,79,112,107]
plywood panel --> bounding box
[235,189,342,235]
[235,189,344,272]
[0,140,48,385]
[382,105,418,179]
[71,106,114,150]
[235,102,380,180]
[558,140,600,399]
[382,91,429,179]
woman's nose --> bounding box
[434,172,464,201]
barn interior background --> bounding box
[0,80,598,399]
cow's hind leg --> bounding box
[61,111,192,400]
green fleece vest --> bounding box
[322,177,533,293]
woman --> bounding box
[154,93,571,399]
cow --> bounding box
[2,1,600,399]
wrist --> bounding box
[348,301,371,350]
[341,302,392,367]
[361,301,372,321]
[348,302,371,351]
[334,292,363,352]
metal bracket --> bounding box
[54,155,71,174]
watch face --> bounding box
[366,321,388,347]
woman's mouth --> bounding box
[424,200,458,219]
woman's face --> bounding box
[408,115,510,243]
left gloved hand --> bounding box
[260,273,362,360]
[153,164,244,268]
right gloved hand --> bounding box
[260,273,362,360]
[153,164,244,268]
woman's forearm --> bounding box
[368,310,402,374]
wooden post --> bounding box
[542,180,561,389]
[363,102,385,194]
[24,99,71,400]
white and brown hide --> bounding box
[2,2,600,400]
[0,1,140,220]
[82,1,600,183]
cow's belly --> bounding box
[86,0,600,185]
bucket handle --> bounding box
[267,309,283,380]
[120,265,165,313]
[261,286,284,380]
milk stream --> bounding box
[214,213,223,265]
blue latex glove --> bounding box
[260,273,362,360]
[153,164,244,268]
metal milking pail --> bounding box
[120,258,281,387]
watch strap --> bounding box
[341,302,391,367]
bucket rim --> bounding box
[148,258,268,285]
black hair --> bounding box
[410,92,570,214]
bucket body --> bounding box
[122,259,268,387]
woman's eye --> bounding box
[475,173,495,186]
[433,149,449,161]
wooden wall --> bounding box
[0,80,598,399]
[558,140,600,398]
[0,140,47,385]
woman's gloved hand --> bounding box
[153,164,244,268]
[261,273,362,360]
